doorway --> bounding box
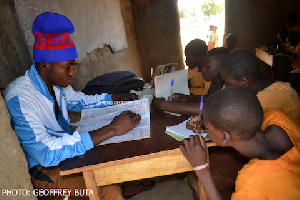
[178,0,225,68]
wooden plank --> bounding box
[93,148,192,186]
[61,143,216,177]
[94,144,215,186]
[82,170,101,200]
[255,47,273,66]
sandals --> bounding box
[122,181,156,199]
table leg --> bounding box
[82,170,101,200]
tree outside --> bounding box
[201,0,224,19]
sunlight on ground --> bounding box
[178,0,225,68]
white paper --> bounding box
[166,118,207,138]
[154,69,190,100]
[72,98,150,145]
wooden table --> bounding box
[60,109,214,200]
[255,46,292,82]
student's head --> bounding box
[286,12,297,29]
[202,47,230,81]
[220,49,263,88]
[213,26,218,33]
[277,28,289,44]
[184,39,208,69]
[32,12,78,87]
[203,86,263,146]
[226,33,237,51]
[287,31,300,47]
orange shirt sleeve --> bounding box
[231,180,267,200]
[257,82,300,123]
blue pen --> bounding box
[170,79,174,101]
[199,95,204,122]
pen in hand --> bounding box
[198,95,204,122]
[170,78,174,101]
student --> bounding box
[277,28,289,51]
[287,31,300,69]
[152,47,230,116]
[202,47,230,96]
[220,49,300,123]
[208,25,215,50]
[3,12,141,199]
[213,26,219,48]
[177,47,230,102]
[225,33,238,52]
[180,86,300,200]
[185,39,211,95]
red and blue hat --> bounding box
[32,12,78,63]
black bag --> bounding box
[82,71,145,95]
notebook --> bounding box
[165,118,209,141]
[154,69,190,100]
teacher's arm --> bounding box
[89,110,141,146]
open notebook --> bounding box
[165,118,209,141]
[72,98,150,145]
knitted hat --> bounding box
[32,12,78,63]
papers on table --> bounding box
[72,98,150,145]
[165,118,208,141]
[151,63,177,87]
[154,69,190,100]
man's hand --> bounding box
[180,135,208,167]
[186,116,206,133]
[112,93,138,101]
[109,111,141,136]
[89,110,141,145]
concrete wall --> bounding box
[225,0,300,52]
[14,0,129,63]
[0,95,36,200]
[0,0,32,90]
[71,0,143,90]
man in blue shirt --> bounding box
[4,12,140,199]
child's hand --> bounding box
[186,116,206,133]
[168,93,189,102]
[180,135,208,167]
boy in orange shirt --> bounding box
[185,39,211,95]
[181,86,300,200]
[220,49,300,123]
[152,47,230,116]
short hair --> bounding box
[204,86,263,140]
[226,33,237,50]
[287,31,300,46]
[221,49,263,80]
[277,28,289,42]
[206,47,231,64]
[185,39,208,58]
